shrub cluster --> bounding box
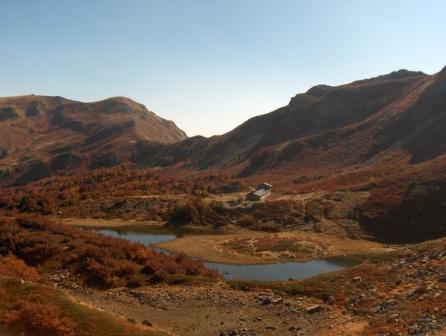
[0,255,41,281]
[0,215,218,288]
[167,197,226,227]
[0,165,246,219]
[167,197,305,231]
[3,298,76,336]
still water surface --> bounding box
[96,228,357,281]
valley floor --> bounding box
[157,230,387,265]
[2,208,446,335]
[62,218,388,265]
[50,237,446,336]
[8,184,444,335]
[54,216,388,334]
[59,280,366,336]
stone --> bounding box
[142,320,153,327]
[305,304,323,314]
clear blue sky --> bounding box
[1,0,445,136]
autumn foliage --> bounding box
[0,255,40,281]
[3,298,76,336]
[167,197,305,231]
[359,159,446,243]
[0,165,246,221]
[0,256,74,336]
[0,214,218,288]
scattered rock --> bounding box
[257,294,283,305]
[26,102,46,117]
[408,286,428,297]
[220,329,255,336]
[0,107,18,120]
[376,299,397,313]
[305,304,323,314]
[289,326,301,331]
[142,319,153,327]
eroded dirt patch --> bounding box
[63,282,364,336]
[158,230,388,264]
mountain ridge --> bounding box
[1,66,446,186]
[132,66,445,177]
[0,95,187,185]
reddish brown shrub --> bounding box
[0,214,219,288]
[0,165,245,220]
[167,197,227,227]
[0,255,40,281]
[3,299,76,336]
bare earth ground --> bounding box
[62,281,367,336]
[48,238,446,336]
[60,217,165,228]
[157,230,388,264]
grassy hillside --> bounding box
[0,256,168,336]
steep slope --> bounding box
[134,68,444,174]
[2,67,446,242]
[131,66,446,243]
[209,69,432,173]
[4,67,444,186]
[0,95,186,185]
[359,154,446,243]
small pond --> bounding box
[205,258,355,281]
[95,229,358,281]
[96,228,176,245]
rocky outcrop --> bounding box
[26,102,46,117]
[0,107,18,121]
[50,153,82,171]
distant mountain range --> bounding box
[2,66,446,242]
[0,95,186,185]
[1,66,446,187]
[133,66,446,176]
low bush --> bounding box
[3,298,76,336]
[0,255,40,281]
[0,214,219,288]
[167,197,227,228]
[0,165,246,219]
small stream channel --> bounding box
[96,228,358,281]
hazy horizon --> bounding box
[1,0,445,136]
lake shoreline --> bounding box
[61,217,391,266]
